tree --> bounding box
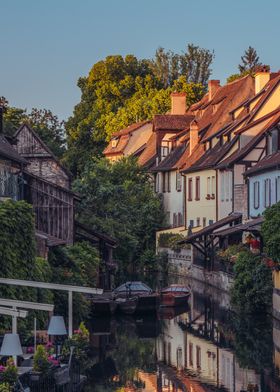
[230,250,272,313]
[25,108,66,158]
[73,157,165,274]
[239,46,261,73]
[262,201,280,262]
[64,46,211,173]
[181,44,214,86]
[0,97,65,158]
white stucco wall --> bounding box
[217,169,233,220]
[185,169,216,228]
[248,169,280,217]
[156,170,184,227]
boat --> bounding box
[114,282,159,313]
[92,298,118,315]
[160,285,190,307]
[114,281,152,298]
[117,297,138,315]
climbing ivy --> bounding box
[0,200,53,330]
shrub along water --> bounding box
[231,249,273,314]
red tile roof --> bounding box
[153,114,194,131]
[216,109,280,169]
[103,121,151,156]
[137,132,157,168]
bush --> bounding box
[158,233,190,251]
[217,244,247,263]
[262,201,280,262]
[1,358,18,385]
[33,345,51,374]
[231,250,273,313]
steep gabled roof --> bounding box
[216,109,280,169]
[182,136,239,174]
[151,144,186,172]
[0,134,26,164]
[137,132,157,168]
[14,123,71,178]
[244,151,280,176]
[153,114,194,131]
[103,121,151,156]
[180,75,255,173]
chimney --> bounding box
[171,92,186,115]
[255,67,270,94]
[208,80,220,101]
[189,120,199,155]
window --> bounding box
[176,172,182,191]
[111,138,118,148]
[209,219,214,225]
[166,211,170,225]
[276,176,280,202]
[264,178,271,207]
[203,217,207,227]
[173,213,177,228]
[267,128,280,155]
[189,343,193,367]
[195,177,200,200]
[167,172,171,192]
[162,172,166,193]
[161,146,169,158]
[221,171,225,201]
[196,346,201,369]
[177,348,183,370]
[207,177,211,198]
[189,219,194,228]
[188,178,193,201]
[196,217,200,227]
[178,212,183,226]
[253,181,260,209]
[211,176,216,198]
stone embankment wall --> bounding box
[159,246,233,293]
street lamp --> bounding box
[47,316,67,358]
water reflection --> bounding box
[85,279,280,392]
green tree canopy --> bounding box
[73,157,165,274]
[0,97,66,158]
[231,250,272,314]
[64,44,212,174]
[262,201,280,262]
[239,46,261,73]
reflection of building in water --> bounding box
[156,290,261,392]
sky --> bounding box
[1,0,280,121]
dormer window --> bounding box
[111,138,119,148]
[267,127,280,155]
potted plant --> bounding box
[0,358,18,388]
[31,345,51,381]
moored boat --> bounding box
[160,285,190,307]
[114,282,159,313]
[117,297,138,315]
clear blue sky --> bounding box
[1,0,279,121]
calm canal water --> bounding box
[84,276,279,391]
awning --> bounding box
[178,213,242,244]
[214,216,263,237]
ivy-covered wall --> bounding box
[0,200,53,331]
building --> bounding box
[103,121,153,162]
[182,75,255,229]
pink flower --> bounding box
[27,347,34,353]
[0,366,5,372]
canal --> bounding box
[83,276,278,391]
